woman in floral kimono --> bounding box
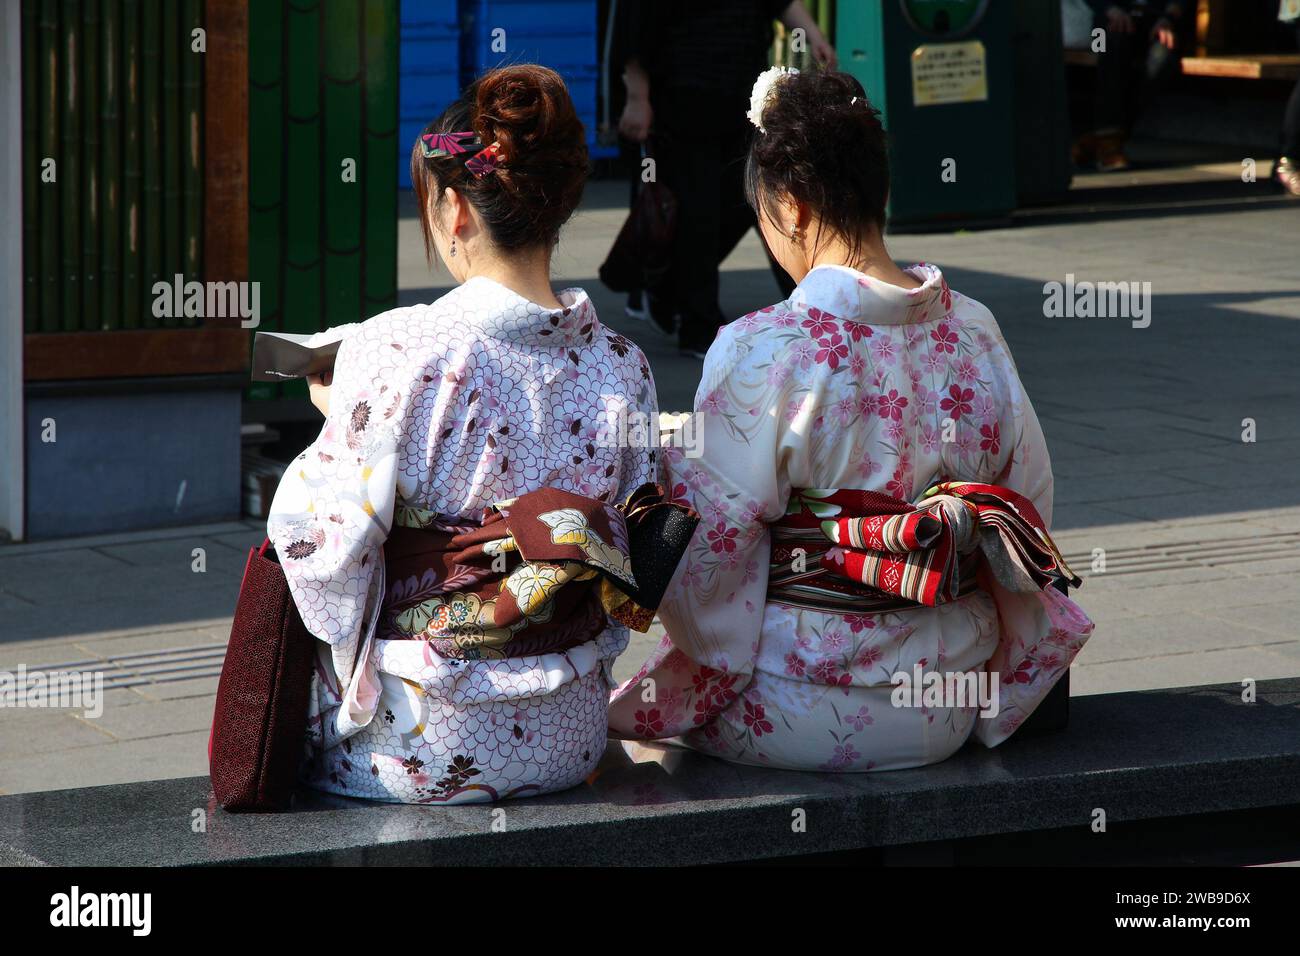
[609,69,1094,771]
[267,66,664,804]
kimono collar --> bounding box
[787,262,950,326]
[460,276,599,346]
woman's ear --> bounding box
[440,186,458,235]
[791,196,812,232]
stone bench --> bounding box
[2,678,1298,866]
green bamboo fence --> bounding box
[162,0,182,322]
[60,0,82,330]
[121,0,143,326]
[323,0,363,328]
[83,0,100,331]
[100,0,121,329]
[284,0,323,335]
[140,0,162,327]
[247,0,398,402]
[181,0,203,301]
[21,0,205,334]
[363,0,398,320]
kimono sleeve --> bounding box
[975,367,1094,746]
[266,323,407,739]
[608,323,807,740]
[616,347,661,499]
[995,382,1053,526]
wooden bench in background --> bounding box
[1181,54,1300,80]
[1065,0,1300,81]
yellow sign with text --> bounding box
[911,40,988,107]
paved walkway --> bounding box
[2,177,1297,795]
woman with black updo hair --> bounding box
[609,69,1094,772]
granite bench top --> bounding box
[2,678,1298,866]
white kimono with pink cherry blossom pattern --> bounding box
[609,264,1093,771]
[268,277,657,803]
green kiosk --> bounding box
[837,0,1016,229]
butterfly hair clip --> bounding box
[465,142,504,179]
[419,130,481,158]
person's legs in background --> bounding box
[657,87,732,356]
[623,142,648,321]
[1075,16,1138,170]
[655,89,795,359]
[1131,20,1182,122]
[1077,10,1184,172]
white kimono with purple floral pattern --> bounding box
[609,264,1094,771]
[268,278,657,803]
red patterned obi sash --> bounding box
[382,484,698,660]
[768,482,1080,614]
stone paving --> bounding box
[1,176,1297,796]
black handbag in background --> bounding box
[599,143,677,294]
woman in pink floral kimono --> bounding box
[609,69,1094,771]
[267,66,664,804]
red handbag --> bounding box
[209,540,315,812]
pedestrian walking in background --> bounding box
[615,0,835,358]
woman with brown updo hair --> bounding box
[609,69,1093,772]
[266,66,683,804]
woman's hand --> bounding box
[620,60,653,143]
[810,31,837,69]
[619,96,653,143]
[307,369,333,416]
[781,1,838,69]
[1151,16,1178,49]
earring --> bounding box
[450,235,457,258]
[788,224,803,242]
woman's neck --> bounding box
[806,231,921,290]
[467,249,562,309]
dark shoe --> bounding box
[646,291,678,337]
[1093,132,1130,172]
[1070,132,1098,168]
[678,325,719,361]
[625,290,648,321]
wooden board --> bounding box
[1181,54,1300,80]
[24,328,249,381]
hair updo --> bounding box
[411,64,588,257]
[745,70,889,259]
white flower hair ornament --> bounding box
[747,66,799,133]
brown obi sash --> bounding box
[768,482,1080,615]
[382,484,698,660]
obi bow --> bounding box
[383,484,698,660]
[770,482,1079,613]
